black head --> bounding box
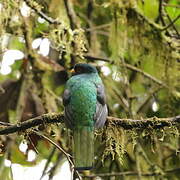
[73,63,97,75]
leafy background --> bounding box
[0,0,179,179]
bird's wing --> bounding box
[62,89,71,106]
[96,84,106,105]
[94,83,108,128]
[62,88,74,129]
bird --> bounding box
[63,63,108,170]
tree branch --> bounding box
[63,0,79,29]
[158,0,166,26]
[107,116,180,129]
[162,3,180,9]
[164,8,180,36]
[84,55,111,62]
[24,0,61,24]
[40,147,56,180]
[81,168,180,178]
[0,113,179,135]
[0,113,63,135]
[33,130,82,180]
[122,63,168,88]
[84,55,169,88]
[161,14,180,31]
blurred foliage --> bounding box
[0,0,179,179]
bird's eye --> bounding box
[75,67,82,73]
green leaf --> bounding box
[166,0,180,27]
[11,145,35,166]
[36,141,57,163]
[8,37,25,51]
[0,167,12,180]
[137,0,159,20]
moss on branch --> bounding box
[0,113,179,135]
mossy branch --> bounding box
[82,168,180,178]
[0,113,179,135]
[0,113,63,135]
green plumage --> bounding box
[66,74,101,169]
[67,74,100,128]
[73,128,94,169]
[63,64,107,170]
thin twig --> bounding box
[158,0,166,26]
[63,0,79,29]
[0,121,12,126]
[161,14,180,31]
[93,30,109,36]
[63,0,79,68]
[85,23,110,32]
[33,130,71,158]
[48,153,63,180]
[33,130,82,180]
[40,147,56,180]
[85,55,179,96]
[133,8,162,30]
[164,8,180,36]
[122,63,168,88]
[162,3,180,9]
[84,55,111,62]
[136,86,162,114]
[84,54,169,88]
[27,135,39,154]
[24,0,61,24]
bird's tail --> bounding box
[73,127,94,171]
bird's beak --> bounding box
[70,68,75,73]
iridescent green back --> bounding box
[66,73,101,129]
